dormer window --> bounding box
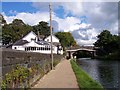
[31,38,36,41]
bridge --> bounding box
[66,47,96,59]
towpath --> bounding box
[33,59,79,88]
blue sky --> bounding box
[1,2,118,46]
[2,2,39,16]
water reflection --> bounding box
[77,58,119,89]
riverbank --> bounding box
[70,59,104,90]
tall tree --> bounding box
[94,30,120,55]
[94,30,112,47]
[33,21,50,37]
[2,19,33,45]
[55,32,76,49]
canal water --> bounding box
[77,58,120,89]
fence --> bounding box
[1,48,63,88]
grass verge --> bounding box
[70,59,104,90]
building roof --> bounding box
[22,31,38,40]
[38,35,45,40]
[36,41,50,45]
[45,34,59,41]
[53,42,61,46]
[13,31,37,46]
[13,39,29,46]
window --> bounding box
[37,47,39,50]
[44,47,45,50]
[48,46,50,50]
[45,46,47,50]
[25,47,27,51]
[41,47,43,50]
[31,47,34,50]
[47,39,49,42]
[33,47,36,51]
[46,46,48,50]
[28,47,30,51]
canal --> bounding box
[77,58,120,89]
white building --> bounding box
[44,35,59,43]
[12,31,63,54]
[44,35,63,54]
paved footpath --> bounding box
[33,59,79,88]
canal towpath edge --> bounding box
[33,59,79,88]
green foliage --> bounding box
[0,14,6,24]
[1,65,29,89]
[2,18,50,45]
[33,21,50,37]
[12,19,25,26]
[70,60,104,89]
[2,19,33,45]
[1,80,7,90]
[94,30,112,47]
[2,15,76,48]
[1,64,47,89]
[94,30,120,57]
[55,32,77,49]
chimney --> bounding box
[37,31,40,41]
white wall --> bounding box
[53,46,57,54]
[12,44,63,54]
[28,50,51,54]
[12,46,25,51]
[24,46,57,54]
[45,35,59,43]
[24,41,58,54]
[12,33,63,54]
[58,49,63,55]
[22,31,38,42]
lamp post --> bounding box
[49,3,54,70]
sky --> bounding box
[1,1,119,46]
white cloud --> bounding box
[2,2,118,46]
[9,10,18,15]
[53,16,81,32]
[2,12,50,26]
[3,11,97,45]
[51,2,118,33]
[72,24,98,46]
[76,39,96,46]
[32,2,118,34]
[60,2,83,16]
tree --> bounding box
[2,19,33,45]
[55,32,77,49]
[33,21,50,37]
[2,17,50,45]
[94,30,120,56]
[12,19,25,26]
[0,14,6,25]
[94,30,112,47]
